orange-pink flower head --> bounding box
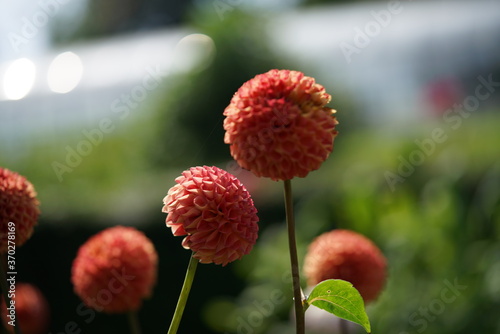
[0,167,40,253]
[162,166,259,266]
[223,69,338,181]
[1,283,50,334]
[304,229,387,304]
[71,226,158,313]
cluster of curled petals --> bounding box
[162,166,259,266]
[223,69,338,181]
[71,226,158,313]
[0,167,40,253]
[303,229,387,303]
[1,283,50,334]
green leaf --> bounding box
[305,279,371,333]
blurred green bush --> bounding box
[203,113,500,334]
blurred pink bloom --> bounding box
[1,283,50,334]
[71,226,158,313]
[304,229,387,303]
[163,166,259,266]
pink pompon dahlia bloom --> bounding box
[71,226,158,313]
[0,167,40,253]
[162,166,259,266]
[223,69,338,181]
[304,229,387,304]
[1,283,50,334]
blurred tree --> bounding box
[53,0,194,43]
[147,10,285,169]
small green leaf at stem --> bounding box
[305,279,371,333]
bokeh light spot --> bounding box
[172,34,216,73]
[47,51,84,94]
[3,58,36,100]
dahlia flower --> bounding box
[223,69,338,181]
[1,283,50,334]
[162,166,259,266]
[303,229,387,303]
[0,167,40,253]
[71,226,158,313]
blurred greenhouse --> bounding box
[0,0,499,333]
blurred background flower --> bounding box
[71,226,158,313]
[1,283,50,334]
[1,0,499,332]
[303,229,386,304]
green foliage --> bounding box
[204,113,500,333]
[306,279,371,333]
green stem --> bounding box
[128,311,142,334]
[283,179,305,334]
[0,256,22,334]
[168,253,198,334]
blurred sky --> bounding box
[0,0,86,60]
